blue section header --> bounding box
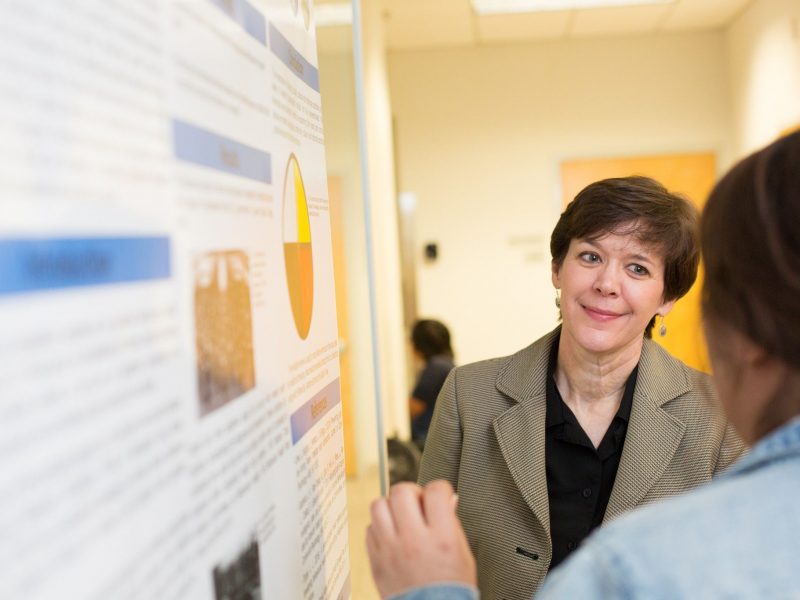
[269,23,320,93]
[173,119,272,184]
[208,0,266,45]
[290,379,341,445]
[0,237,171,296]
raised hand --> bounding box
[366,480,477,599]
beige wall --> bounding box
[726,0,800,156]
[360,1,411,444]
[361,2,409,437]
[319,51,381,474]
[389,33,735,366]
[319,3,411,473]
[318,3,800,461]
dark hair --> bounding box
[550,176,700,337]
[411,319,453,361]
[702,132,800,368]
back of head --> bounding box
[702,132,800,368]
[411,319,453,362]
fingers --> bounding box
[367,483,425,599]
[388,482,426,536]
[365,525,382,571]
[366,524,396,599]
[367,493,401,583]
[370,495,397,541]
[421,480,459,532]
[368,482,425,547]
[366,480,476,598]
[368,480,458,549]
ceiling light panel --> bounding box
[472,0,674,15]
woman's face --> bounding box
[552,230,675,356]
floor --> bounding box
[345,467,382,600]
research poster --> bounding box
[0,1,349,598]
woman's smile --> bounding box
[553,231,675,355]
[582,305,624,321]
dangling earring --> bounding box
[658,314,667,337]
[555,289,561,308]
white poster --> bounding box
[0,1,349,598]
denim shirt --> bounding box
[390,416,800,600]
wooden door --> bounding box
[560,153,716,373]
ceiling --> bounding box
[316,0,754,53]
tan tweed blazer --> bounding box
[418,327,745,600]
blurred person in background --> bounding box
[409,319,455,450]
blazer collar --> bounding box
[492,327,692,539]
[492,327,558,542]
[495,326,691,407]
[604,338,689,521]
[494,327,557,404]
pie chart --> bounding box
[282,154,313,339]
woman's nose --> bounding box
[594,266,620,296]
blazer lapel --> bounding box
[494,395,550,538]
[491,333,692,532]
[605,339,689,522]
[492,328,559,540]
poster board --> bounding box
[0,1,349,598]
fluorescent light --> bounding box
[315,3,352,27]
[398,192,417,213]
[472,0,673,15]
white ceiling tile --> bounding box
[387,18,474,49]
[476,10,572,42]
[661,0,753,31]
[383,0,467,9]
[357,0,756,49]
[384,2,475,49]
[569,3,673,37]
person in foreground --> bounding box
[367,131,800,599]
[414,176,743,599]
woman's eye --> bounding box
[629,264,649,276]
[579,252,600,263]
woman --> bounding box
[417,176,745,600]
[530,129,800,599]
[409,319,455,447]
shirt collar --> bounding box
[545,335,638,428]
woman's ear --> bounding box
[706,320,772,371]
[736,331,771,368]
[657,298,677,318]
[551,261,560,289]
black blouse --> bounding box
[545,338,638,570]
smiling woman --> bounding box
[416,176,746,600]
[554,231,674,375]
[551,176,699,341]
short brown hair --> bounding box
[411,319,453,361]
[702,132,800,368]
[550,176,700,337]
